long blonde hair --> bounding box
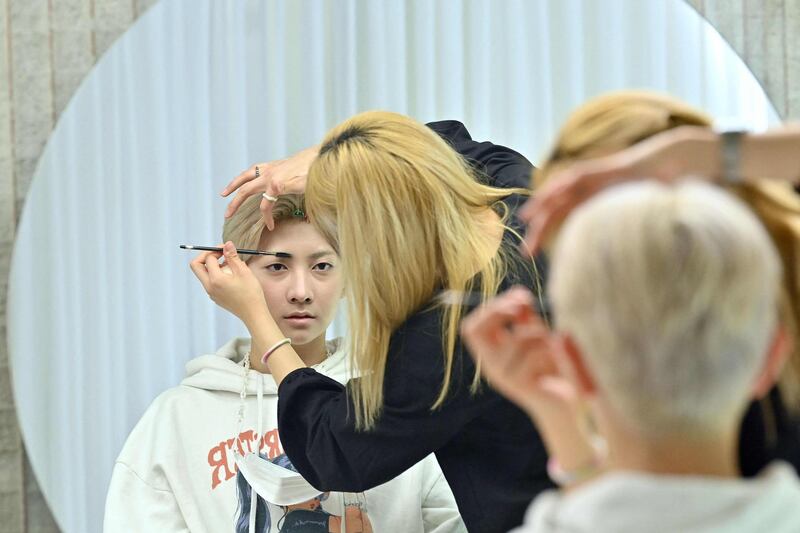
[306,111,528,429]
[537,90,800,413]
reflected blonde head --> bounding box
[538,90,800,413]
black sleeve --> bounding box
[426,120,534,191]
[277,309,485,492]
[739,387,800,477]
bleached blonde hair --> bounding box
[222,194,307,261]
[305,111,530,429]
[536,90,800,413]
[550,181,781,436]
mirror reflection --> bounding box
[8,1,779,531]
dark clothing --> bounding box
[279,509,331,533]
[278,121,552,533]
[740,387,800,477]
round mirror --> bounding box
[8,0,779,531]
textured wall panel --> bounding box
[785,0,800,118]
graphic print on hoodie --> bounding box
[104,337,465,533]
[235,452,375,533]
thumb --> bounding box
[223,241,246,273]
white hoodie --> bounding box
[104,338,465,533]
[513,462,800,533]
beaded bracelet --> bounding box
[260,338,292,365]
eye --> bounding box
[313,262,334,272]
[265,263,287,272]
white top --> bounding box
[104,337,465,533]
[513,461,800,533]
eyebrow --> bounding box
[308,250,336,261]
[262,250,334,262]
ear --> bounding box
[751,324,792,399]
[558,333,597,397]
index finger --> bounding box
[221,164,259,197]
[220,163,269,196]
[189,250,221,289]
[190,249,222,267]
[203,249,224,279]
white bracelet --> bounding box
[260,338,292,365]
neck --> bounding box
[249,334,328,373]
[603,420,740,478]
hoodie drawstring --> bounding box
[248,374,264,533]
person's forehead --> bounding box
[257,220,335,257]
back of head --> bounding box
[539,89,800,411]
[305,110,515,428]
[550,181,781,437]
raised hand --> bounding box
[189,242,268,325]
[221,145,320,230]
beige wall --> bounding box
[0,0,797,531]
[688,0,800,119]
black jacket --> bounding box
[277,120,552,533]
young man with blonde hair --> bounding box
[105,193,464,533]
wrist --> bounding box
[671,126,721,180]
[717,128,749,184]
[241,302,274,333]
[260,338,292,365]
[547,441,608,489]
[547,434,607,488]
[526,403,589,454]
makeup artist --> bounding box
[190,112,552,533]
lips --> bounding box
[285,312,315,319]
[283,312,316,327]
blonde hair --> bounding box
[222,194,307,261]
[306,111,529,429]
[551,181,781,436]
[537,90,800,412]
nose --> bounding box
[287,271,313,304]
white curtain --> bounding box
[7,1,778,531]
